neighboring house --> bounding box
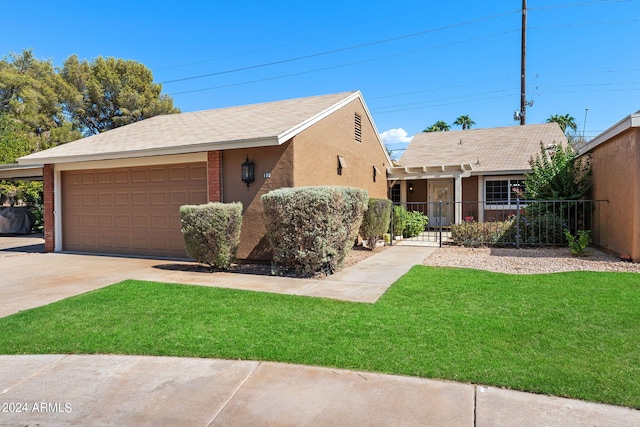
[387,123,567,225]
[577,110,640,262]
[18,91,391,260]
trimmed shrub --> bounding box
[359,198,392,250]
[391,205,408,237]
[262,186,368,276]
[404,211,429,238]
[179,202,243,269]
[451,220,513,247]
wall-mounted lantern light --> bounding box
[241,156,255,187]
[408,182,414,193]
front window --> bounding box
[485,178,525,205]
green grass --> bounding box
[1,266,639,408]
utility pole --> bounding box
[520,0,527,125]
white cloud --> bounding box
[379,128,413,145]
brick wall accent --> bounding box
[207,151,223,202]
[43,164,55,252]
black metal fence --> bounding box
[390,199,607,248]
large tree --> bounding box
[0,50,180,164]
[62,55,179,135]
[453,115,475,130]
[546,114,577,136]
[423,120,450,132]
[0,50,80,151]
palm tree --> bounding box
[423,120,450,132]
[547,114,577,135]
[453,115,476,130]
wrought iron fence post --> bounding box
[439,201,443,248]
[515,197,521,249]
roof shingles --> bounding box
[400,123,567,173]
[19,91,358,163]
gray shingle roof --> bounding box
[19,91,360,164]
[399,123,567,174]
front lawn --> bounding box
[1,266,639,408]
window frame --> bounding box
[484,176,526,209]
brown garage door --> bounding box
[62,163,208,258]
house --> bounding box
[577,110,640,262]
[18,91,391,260]
[387,123,567,225]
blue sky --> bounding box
[4,0,639,154]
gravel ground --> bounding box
[423,246,640,274]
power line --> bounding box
[169,29,519,96]
[160,9,520,85]
[529,0,634,10]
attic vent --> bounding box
[354,113,362,143]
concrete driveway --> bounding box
[0,235,434,317]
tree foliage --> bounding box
[525,142,591,200]
[423,120,450,132]
[453,115,475,130]
[62,55,179,135]
[0,49,179,164]
[547,114,577,136]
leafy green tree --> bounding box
[525,142,591,200]
[453,115,475,130]
[0,50,80,149]
[546,114,577,136]
[423,120,450,132]
[62,55,179,135]
[0,114,34,164]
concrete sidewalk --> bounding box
[1,354,638,427]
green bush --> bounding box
[404,211,429,238]
[359,198,392,250]
[262,186,368,276]
[451,220,513,247]
[565,229,591,256]
[391,205,408,237]
[179,202,243,269]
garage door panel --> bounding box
[113,171,129,183]
[169,167,187,181]
[81,173,95,185]
[97,172,111,184]
[132,193,147,205]
[62,162,206,258]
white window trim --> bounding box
[484,175,525,210]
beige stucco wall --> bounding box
[221,98,392,261]
[291,98,389,199]
[222,142,293,260]
[588,128,640,261]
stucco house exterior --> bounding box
[578,110,640,262]
[387,123,567,225]
[18,91,391,260]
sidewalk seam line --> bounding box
[205,361,261,426]
[0,354,69,396]
[473,385,477,427]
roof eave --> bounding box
[579,111,640,155]
[17,137,279,165]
